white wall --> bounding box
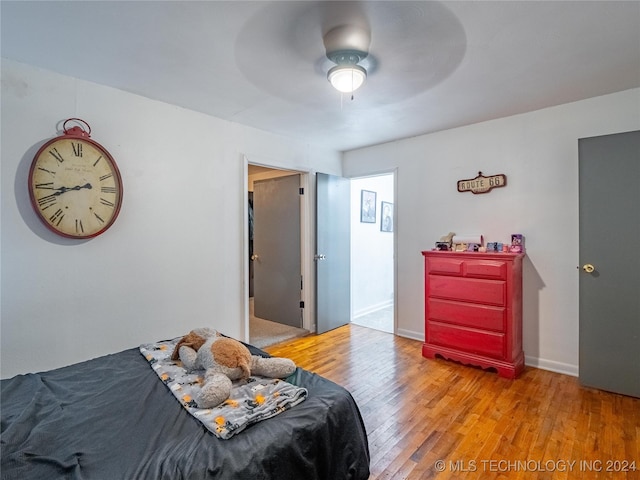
[0,60,341,378]
[342,88,640,376]
[350,175,394,317]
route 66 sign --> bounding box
[457,171,507,194]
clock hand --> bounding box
[52,183,93,196]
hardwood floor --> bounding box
[265,324,640,480]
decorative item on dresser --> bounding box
[421,250,525,379]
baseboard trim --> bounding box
[524,355,578,377]
[395,328,423,342]
[353,300,393,319]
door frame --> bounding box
[241,155,313,343]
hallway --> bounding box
[351,305,394,333]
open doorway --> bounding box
[350,174,395,334]
[245,164,394,346]
[247,164,309,348]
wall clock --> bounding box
[28,118,123,239]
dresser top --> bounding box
[421,250,525,261]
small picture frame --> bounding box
[380,201,393,232]
[360,190,376,223]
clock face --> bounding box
[28,136,123,238]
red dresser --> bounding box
[421,250,525,378]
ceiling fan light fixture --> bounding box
[323,25,370,95]
[327,64,367,93]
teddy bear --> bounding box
[171,327,297,408]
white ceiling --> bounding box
[2,1,639,152]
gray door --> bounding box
[253,175,302,328]
[316,173,351,334]
[578,130,640,398]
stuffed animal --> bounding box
[171,328,297,408]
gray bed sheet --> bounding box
[1,343,370,480]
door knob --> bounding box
[314,254,326,261]
[582,264,595,273]
[251,254,259,261]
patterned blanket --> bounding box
[139,337,307,439]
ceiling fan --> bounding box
[234,1,466,106]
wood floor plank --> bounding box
[265,325,640,479]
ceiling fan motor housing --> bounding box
[323,24,371,60]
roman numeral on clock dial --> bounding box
[49,208,64,225]
[38,194,57,208]
[49,148,64,163]
[71,142,83,157]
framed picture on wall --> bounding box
[360,190,376,223]
[381,202,393,232]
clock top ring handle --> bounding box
[63,118,92,138]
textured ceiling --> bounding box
[2,1,639,152]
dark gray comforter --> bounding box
[1,343,370,480]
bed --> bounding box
[0,336,370,480]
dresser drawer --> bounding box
[427,322,505,359]
[427,257,464,276]
[428,276,506,306]
[427,298,505,332]
[463,260,507,280]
